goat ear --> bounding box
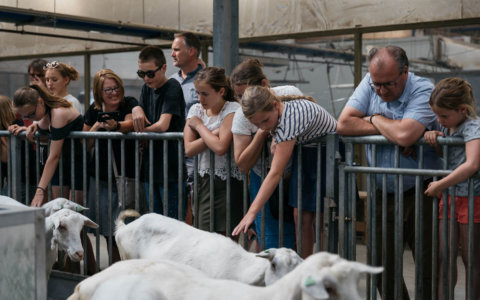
[351,262,383,275]
[301,274,338,300]
[256,248,277,261]
[82,215,99,229]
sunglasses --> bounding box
[43,61,59,70]
[28,73,44,78]
[22,105,37,119]
[137,66,161,79]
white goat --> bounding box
[115,210,303,286]
[0,196,96,278]
[45,209,98,278]
[0,195,88,216]
[68,253,383,300]
[90,274,168,300]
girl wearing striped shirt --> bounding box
[232,86,337,257]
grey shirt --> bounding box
[433,117,480,196]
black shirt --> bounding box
[139,78,185,183]
[84,96,138,180]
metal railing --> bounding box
[340,135,479,300]
[4,130,478,299]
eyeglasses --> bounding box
[137,66,161,79]
[28,73,44,78]
[22,105,37,119]
[103,86,121,95]
[43,61,59,70]
[369,72,404,90]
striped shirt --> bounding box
[272,100,337,144]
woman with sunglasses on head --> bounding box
[44,61,84,114]
[83,69,138,263]
[12,84,83,207]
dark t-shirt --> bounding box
[84,96,138,180]
[138,78,186,183]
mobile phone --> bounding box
[97,111,120,122]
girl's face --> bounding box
[45,68,69,96]
[102,78,122,108]
[248,102,280,131]
[431,105,467,130]
[194,81,225,110]
[233,84,247,101]
[16,98,45,121]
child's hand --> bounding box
[188,116,203,131]
[424,180,443,198]
[25,123,38,141]
[8,124,27,136]
[424,130,444,147]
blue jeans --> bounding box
[250,171,295,249]
[144,181,186,220]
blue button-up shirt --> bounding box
[346,72,442,192]
[170,64,203,117]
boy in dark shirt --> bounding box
[132,46,186,218]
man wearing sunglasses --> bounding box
[132,45,186,218]
[337,46,441,300]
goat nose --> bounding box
[76,250,84,260]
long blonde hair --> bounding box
[241,86,314,119]
[0,95,16,130]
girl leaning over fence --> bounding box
[12,84,83,206]
[424,77,480,300]
[183,66,244,235]
[232,86,337,258]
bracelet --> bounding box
[36,186,47,193]
[369,114,375,124]
[114,121,121,131]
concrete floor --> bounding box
[87,234,467,299]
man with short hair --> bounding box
[132,45,186,218]
[337,46,440,299]
[170,32,203,116]
[169,32,204,208]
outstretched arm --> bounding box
[425,138,480,198]
[31,139,64,207]
[232,139,295,235]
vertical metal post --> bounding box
[213,0,239,73]
[353,30,363,88]
[296,146,303,256]
[10,135,21,200]
[178,140,184,221]
[163,140,168,216]
[226,148,231,236]
[84,54,91,112]
[415,145,425,300]
[209,151,215,232]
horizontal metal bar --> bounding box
[341,135,464,146]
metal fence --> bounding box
[340,135,479,300]
[2,130,478,299]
